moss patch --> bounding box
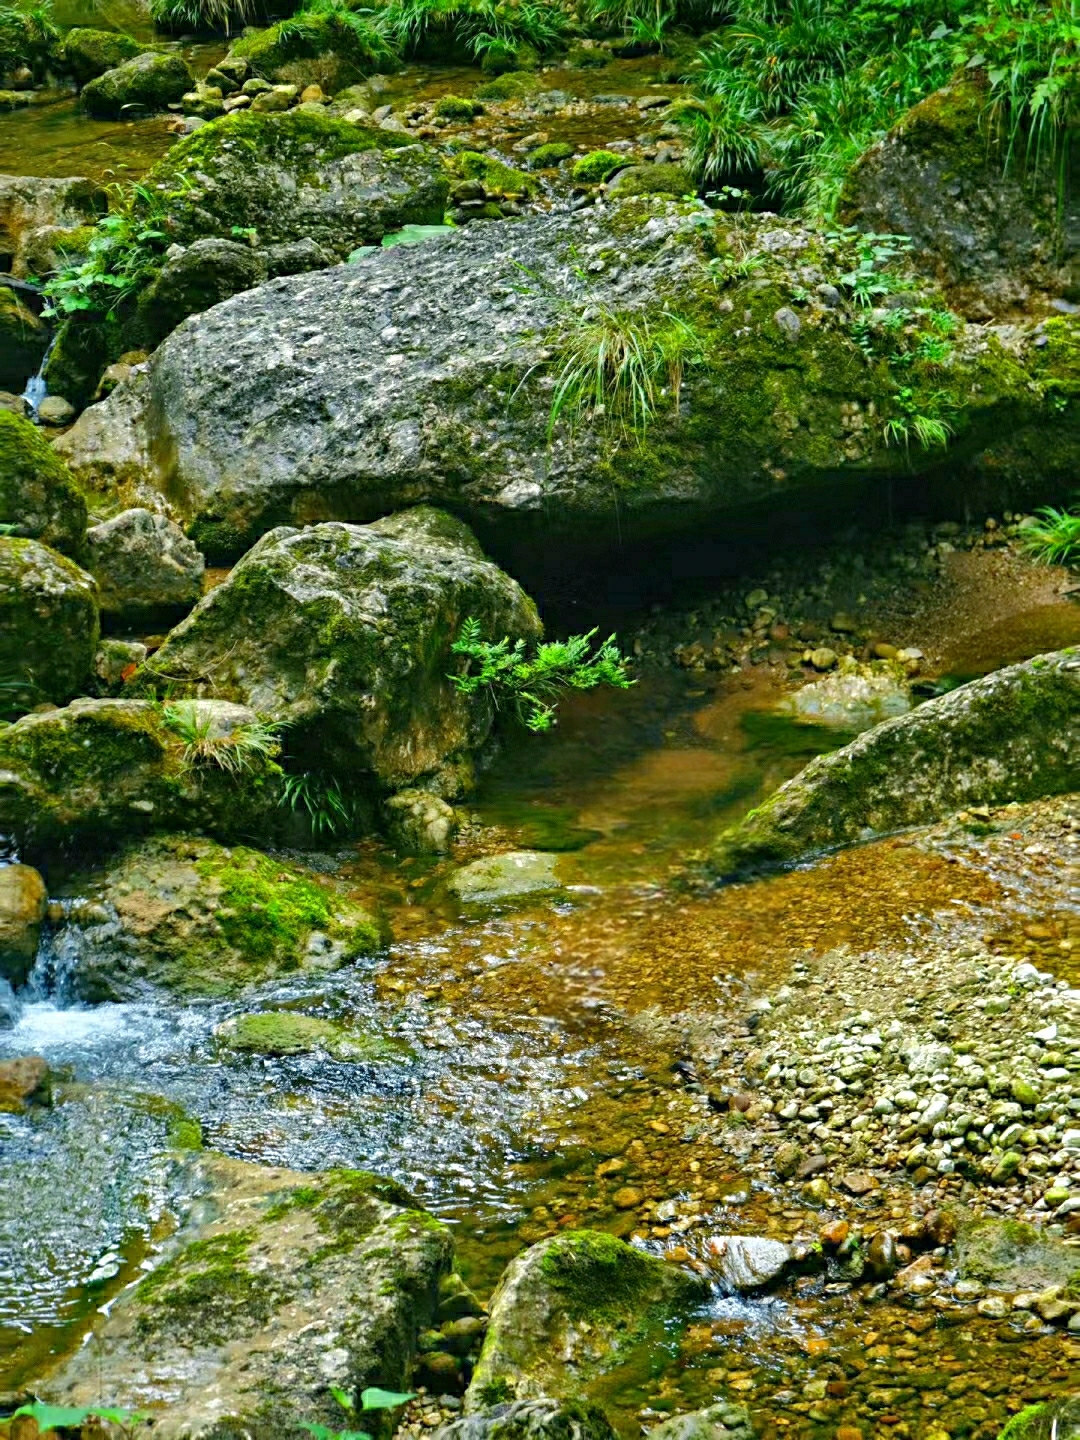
[136,1229,274,1345]
[0,411,87,556]
[572,150,625,183]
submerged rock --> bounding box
[216,1009,407,1059]
[41,1154,454,1435]
[80,50,193,119]
[61,834,380,1001]
[0,536,98,707]
[467,1230,708,1408]
[85,507,204,618]
[648,1403,756,1440]
[0,697,285,858]
[0,862,47,987]
[777,656,911,732]
[0,410,87,554]
[955,1213,1080,1293]
[144,508,541,790]
[704,1234,793,1292]
[448,851,563,904]
[434,1401,618,1440]
[711,649,1080,874]
[53,205,1072,559]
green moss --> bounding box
[220,1010,339,1055]
[608,163,693,197]
[201,847,333,961]
[58,28,145,86]
[537,1230,677,1321]
[167,1116,204,1150]
[474,70,536,101]
[452,150,532,195]
[434,94,483,119]
[571,149,625,183]
[137,1229,274,1344]
[528,142,574,169]
[0,410,87,555]
[228,15,388,91]
[81,50,192,119]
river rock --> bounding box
[0,283,48,391]
[0,172,101,280]
[133,237,268,348]
[85,507,204,617]
[0,862,47,987]
[385,788,459,854]
[0,697,285,858]
[0,1054,51,1112]
[59,834,380,1001]
[137,109,448,260]
[711,649,1080,874]
[215,1010,405,1059]
[705,1235,793,1292]
[467,1230,708,1408]
[433,1401,618,1440]
[648,1402,756,1440]
[448,851,562,904]
[840,75,1080,317]
[40,1153,454,1436]
[955,1213,1080,1292]
[0,537,98,707]
[58,27,146,86]
[80,50,192,118]
[52,205,1071,561]
[777,656,911,732]
[144,508,541,790]
[0,410,87,554]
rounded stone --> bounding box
[0,536,98,706]
[0,863,47,987]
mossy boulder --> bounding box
[467,1230,708,1408]
[80,50,193,119]
[143,508,542,789]
[140,109,448,258]
[956,1213,1080,1293]
[0,173,103,281]
[474,70,538,101]
[0,697,285,860]
[0,537,98,707]
[0,284,48,392]
[571,150,624,183]
[840,75,1078,316]
[40,1153,454,1434]
[60,835,380,1001]
[448,851,563,904]
[606,162,692,197]
[451,150,533,197]
[228,15,387,93]
[216,1009,408,1059]
[58,27,146,87]
[998,1400,1080,1440]
[0,410,87,554]
[711,648,1080,875]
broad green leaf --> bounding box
[346,245,378,262]
[379,225,456,249]
[330,1387,355,1414]
[359,1389,415,1411]
[13,1405,145,1430]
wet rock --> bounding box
[467,1231,707,1408]
[85,508,204,618]
[0,697,285,858]
[0,410,87,554]
[385,788,459,854]
[0,1054,51,1112]
[449,851,562,905]
[57,27,145,86]
[865,1230,899,1281]
[648,1402,756,1440]
[705,1235,793,1292]
[263,236,334,277]
[0,537,98,707]
[216,1010,404,1060]
[133,237,268,348]
[80,51,193,119]
[36,394,75,427]
[778,657,911,732]
[146,508,541,788]
[0,863,47,987]
[40,1154,454,1434]
[433,1401,617,1440]
[0,283,48,392]
[62,834,379,1002]
[93,636,147,690]
[712,650,1080,874]
[605,163,692,198]
[955,1214,1080,1292]
[0,173,102,280]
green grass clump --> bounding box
[148,0,255,35]
[1019,501,1080,566]
[528,141,574,167]
[571,148,625,182]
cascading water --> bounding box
[20,329,57,420]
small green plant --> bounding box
[148,0,255,34]
[301,1386,415,1440]
[273,0,399,68]
[546,303,706,441]
[831,228,913,307]
[163,702,281,775]
[1018,501,1080,565]
[42,182,174,319]
[449,619,634,732]
[12,1405,146,1438]
[280,771,365,839]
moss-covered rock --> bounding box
[0,537,98,707]
[80,50,193,119]
[143,508,542,789]
[0,284,48,392]
[0,173,102,281]
[0,863,47,988]
[451,150,533,197]
[448,851,563,904]
[467,1231,709,1409]
[956,1213,1080,1293]
[61,835,380,1001]
[216,1009,409,1059]
[228,14,388,93]
[474,70,537,101]
[57,27,146,87]
[0,410,87,554]
[571,150,624,183]
[997,1400,1080,1440]
[606,162,692,197]
[40,1153,454,1433]
[528,142,574,169]
[0,697,285,860]
[435,94,484,119]
[139,108,447,259]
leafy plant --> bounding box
[273,0,399,67]
[547,303,707,440]
[831,228,914,306]
[449,619,634,732]
[1018,501,1080,565]
[883,385,956,449]
[301,1385,415,1440]
[279,772,365,839]
[12,1405,146,1438]
[163,702,281,775]
[42,182,173,319]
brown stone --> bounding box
[820,1220,850,1248]
[0,862,47,987]
[796,1154,829,1180]
[0,1055,51,1113]
[839,1170,877,1196]
[613,1186,643,1210]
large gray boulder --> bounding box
[85,506,204,617]
[0,537,98,707]
[143,508,541,790]
[711,649,1080,875]
[467,1231,708,1409]
[42,1154,454,1439]
[52,204,1072,560]
[80,50,192,118]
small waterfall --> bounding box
[21,330,57,420]
[25,898,92,1005]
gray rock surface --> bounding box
[712,649,1080,874]
[85,507,205,616]
[705,1234,793,1292]
[777,657,911,732]
[648,1403,756,1440]
[449,851,562,903]
[385,787,459,854]
[434,1401,618,1440]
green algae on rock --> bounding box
[39,1153,454,1435]
[956,1213,1080,1294]
[216,1009,409,1059]
[0,411,87,555]
[142,508,542,790]
[0,698,285,860]
[467,1230,709,1409]
[0,537,98,708]
[80,51,193,119]
[57,28,146,87]
[711,649,1080,876]
[448,851,563,904]
[61,835,381,1001]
